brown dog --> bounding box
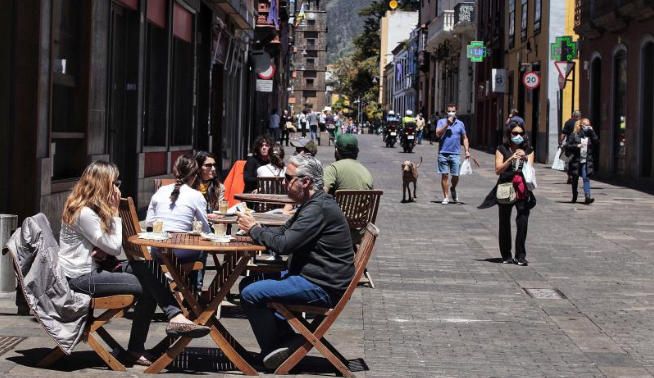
[402,157,422,202]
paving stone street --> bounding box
[1,133,654,377]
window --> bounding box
[641,43,654,176]
[50,0,87,181]
[306,58,315,66]
[508,0,515,49]
[144,0,168,146]
[534,0,541,34]
[304,31,318,38]
[307,19,315,26]
[306,78,314,87]
[520,0,527,42]
[307,38,315,47]
[171,3,194,146]
[303,90,317,98]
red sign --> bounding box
[523,71,540,90]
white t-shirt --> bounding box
[256,164,286,178]
[146,184,211,233]
[58,207,123,278]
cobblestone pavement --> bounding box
[1,133,654,377]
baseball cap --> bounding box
[290,137,311,148]
[335,134,359,154]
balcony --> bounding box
[426,10,454,50]
[296,15,327,32]
[209,0,255,30]
[294,38,327,51]
[426,2,475,51]
[575,0,654,38]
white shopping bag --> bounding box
[551,148,566,171]
[523,162,537,191]
[459,159,473,176]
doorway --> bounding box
[590,57,602,172]
[613,50,627,175]
[108,3,139,198]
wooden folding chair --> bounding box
[4,216,136,371]
[118,197,204,315]
[255,176,287,212]
[267,223,379,377]
[38,295,136,371]
[334,190,383,288]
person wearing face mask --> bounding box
[479,121,536,266]
[435,104,470,204]
[564,118,599,204]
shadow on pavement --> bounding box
[476,258,504,264]
[9,348,109,371]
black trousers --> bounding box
[498,200,530,261]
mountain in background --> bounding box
[325,0,375,63]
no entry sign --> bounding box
[523,71,540,90]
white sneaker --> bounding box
[441,197,449,205]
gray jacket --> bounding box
[5,213,90,354]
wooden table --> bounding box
[128,233,266,375]
[234,193,296,204]
[211,212,291,227]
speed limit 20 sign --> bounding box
[523,71,540,90]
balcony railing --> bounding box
[426,10,453,49]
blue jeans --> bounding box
[309,125,319,141]
[240,274,334,355]
[416,130,423,144]
[572,162,591,196]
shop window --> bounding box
[534,0,541,34]
[144,0,168,146]
[171,3,194,146]
[520,0,527,42]
[613,50,627,174]
[508,0,515,49]
[50,0,87,181]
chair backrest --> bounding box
[153,178,177,192]
[332,223,378,314]
[334,190,383,229]
[118,197,152,260]
[255,177,287,212]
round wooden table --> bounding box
[211,212,291,227]
[234,193,296,204]
[127,233,265,375]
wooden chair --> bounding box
[153,178,176,192]
[38,295,136,371]
[255,176,287,212]
[267,223,379,377]
[334,190,383,288]
[4,215,135,371]
[118,197,204,314]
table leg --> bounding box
[144,336,193,374]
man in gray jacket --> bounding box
[237,154,354,370]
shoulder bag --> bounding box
[496,182,516,205]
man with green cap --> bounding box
[323,134,374,195]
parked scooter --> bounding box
[401,123,416,153]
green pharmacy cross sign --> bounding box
[551,36,578,62]
[467,41,487,63]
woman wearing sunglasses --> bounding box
[564,118,598,204]
[479,121,536,266]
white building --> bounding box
[379,10,419,106]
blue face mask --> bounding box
[511,135,524,145]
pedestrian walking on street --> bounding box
[415,113,425,144]
[281,109,291,146]
[269,109,281,143]
[308,110,320,142]
[564,118,598,204]
[479,121,536,266]
[435,104,470,204]
[298,110,308,137]
[561,110,581,183]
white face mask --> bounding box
[447,111,456,117]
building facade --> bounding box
[389,31,419,117]
[0,0,294,230]
[379,10,419,107]
[575,0,654,183]
[290,0,328,111]
[423,1,477,129]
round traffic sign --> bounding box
[523,71,540,90]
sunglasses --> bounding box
[113,180,122,188]
[285,173,305,183]
[511,131,525,136]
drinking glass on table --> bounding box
[212,223,227,236]
[219,200,229,214]
[152,219,164,234]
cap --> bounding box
[335,134,359,154]
[304,140,318,156]
[290,137,311,148]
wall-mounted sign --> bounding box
[467,41,487,63]
[550,36,578,62]
[256,79,273,92]
[454,3,475,24]
[492,68,507,93]
[523,71,540,90]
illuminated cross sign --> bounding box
[550,36,578,62]
[467,41,486,63]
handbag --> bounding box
[496,182,517,205]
